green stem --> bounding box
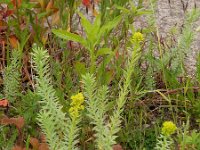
[163,136,167,150]
[90,50,96,74]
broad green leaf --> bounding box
[79,13,100,47]
[74,61,87,77]
[78,13,93,36]
[103,54,114,66]
[136,10,152,16]
[89,14,101,45]
[96,48,114,57]
[104,71,113,85]
[101,15,122,32]
[21,3,37,9]
[93,14,101,29]
[52,29,87,48]
[99,15,122,38]
[38,12,49,19]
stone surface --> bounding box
[156,0,200,76]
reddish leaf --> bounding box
[0,39,6,45]
[40,133,47,143]
[11,0,22,8]
[0,116,24,129]
[0,9,14,18]
[82,0,90,7]
[115,50,119,60]
[0,99,9,107]
[113,144,123,150]
[30,137,40,149]
[4,9,14,17]
[39,143,49,150]
[12,117,25,129]
[12,145,23,150]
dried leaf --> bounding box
[38,0,47,9]
[9,35,19,48]
[92,8,98,17]
[12,145,23,150]
[46,0,54,11]
[95,0,100,3]
[47,8,58,16]
[52,11,60,25]
[0,20,7,31]
[41,34,48,45]
[0,116,10,124]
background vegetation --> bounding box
[0,0,200,149]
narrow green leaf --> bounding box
[78,13,93,36]
[115,5,129,13]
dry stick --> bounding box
[145,87,200,95]
[163,86,200,95]
[2,41,5,67]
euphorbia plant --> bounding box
[52,13,122,74]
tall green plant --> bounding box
[165,9,200,88]
[52,13,121,73]
[197,53,200,83]
[32,46,82,150]
[32,46,66,149]
[3,50,21,102]
[81,32,143,149]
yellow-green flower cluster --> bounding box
[161,121,177,136]
[69,93,84,118]
[131,32,144,43]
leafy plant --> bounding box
[32,45,84,150]
[52,13,121,73]
[81,32,143,149]
[3,50,21,103]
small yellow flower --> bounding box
[69,93,84,118]
[131,32,144,43]
[161,121,177,136]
